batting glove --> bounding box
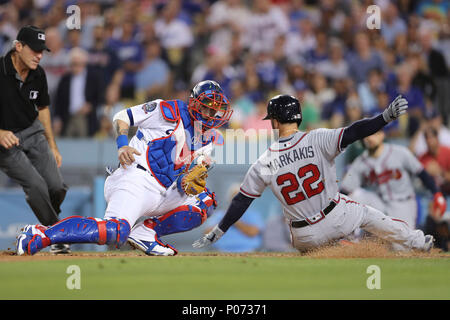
[382,95,408,123]
[192,225,224,248]
[432,192,447,218]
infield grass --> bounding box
[0,252,449,300]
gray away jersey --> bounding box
[340,143,423,202]
[240,128,345,221]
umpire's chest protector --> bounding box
[145,100,218,189]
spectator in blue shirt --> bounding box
[88,23,121,91]
[381,2,407,47]
[107,21,144,100]
[357,68,385,114]
[135,40,170,101]
[321,78,349,128]
[347,32,384,84]
[255,50,283,92]
[389,62,426,136]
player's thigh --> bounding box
[349,188,386,213]
[289,224,318,251]
[325,196,367,237]
[386,199,417,229]
[104,188,162,227]
[289,218,339,250]
[103,169,163,226]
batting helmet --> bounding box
[188,80,232,130]
[263,94,302,125]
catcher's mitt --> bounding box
[177,164,208,196]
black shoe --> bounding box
[50,243,71,254]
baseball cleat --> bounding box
[50,243,71,254]
[127,237,177,256]
[423,235,434,252]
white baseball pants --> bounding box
[288,193,427,252]
[103,165,201,241]
[350,188,418,228]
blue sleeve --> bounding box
[340,114,387,149]
[417,169,438,194]
[218,193,255,232]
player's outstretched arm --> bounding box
[113,110,141,167]
[340,95,408,150]
[192,192,254,248]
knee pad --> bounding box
[145,205,207,237]
[143,189,217,237]
[44,216,131,247]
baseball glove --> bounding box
[177,164,208,196]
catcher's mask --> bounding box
[188,80,232,130]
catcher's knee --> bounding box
[145,205,206,237]
[103,218,131,247]
[143,189,218,237]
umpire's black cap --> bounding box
[263,94,302,124]
[16,25,50,52]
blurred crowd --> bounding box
[1,0,449,251]
[0,0,449,141]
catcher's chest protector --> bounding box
[146,100,214,189]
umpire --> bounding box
[0,26,69,253]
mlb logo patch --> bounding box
[38,33,45,41]
[142,102,157,114]
[29,91,39,100]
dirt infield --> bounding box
[1,239,447,261]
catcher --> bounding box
[16,80,232,256]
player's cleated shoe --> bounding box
[15,225,49,256]
[50,243,71,254]
[423,235,434,252]
[127,236,177,256]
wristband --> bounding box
[116,135,128,149]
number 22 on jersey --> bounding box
[276,164,325,205]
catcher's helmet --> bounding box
[263,94,302,125]
[188,80,232,130]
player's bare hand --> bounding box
[118,146,141,167]
[192,225,224,248]
[0,129,20,149]
[50,146,62,168]
[383,95,408,123]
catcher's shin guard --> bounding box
[40,216,130,249]
[145,190,217,236]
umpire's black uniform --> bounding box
[0,26,67,226]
